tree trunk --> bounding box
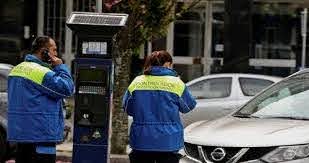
[111,49,132,154]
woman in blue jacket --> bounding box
[123,50,196,163]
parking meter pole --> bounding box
[301,8,308,70]
[66,12,128,163]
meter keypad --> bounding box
[79,86,106,95]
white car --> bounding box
[182,73,282,127]
[183,69,309,163]
[0,63,13,118]
[0,63,13,162]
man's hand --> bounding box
[49,54,63,66]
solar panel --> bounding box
[67,12,128,26]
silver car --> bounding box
[0,63,13,162]
[183,69,309,163]
[182,73,282,127]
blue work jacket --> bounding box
[7,54,74,142]
[122,66,196,152]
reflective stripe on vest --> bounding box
[128,75,185,97]
[9,62,51,85]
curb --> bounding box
[56,154,129,163]
[110,155,130,163]
[56,143,129,163]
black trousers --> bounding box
[15,143,56,163]
[129,150,182,163]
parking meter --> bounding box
[66,12,128,163]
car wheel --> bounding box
[0,131,7,162]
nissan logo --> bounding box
[210,148,226,161]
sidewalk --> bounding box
[6,143,190,163]
[56,143,130,163]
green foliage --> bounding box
[257,3,297,17]
[104,0,200,50]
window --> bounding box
[212,3,225,58]
[239,77,274,96]
[0,75,7,92]
[174,4,205,57]
[250,2,300,76]
[188,77,232,99]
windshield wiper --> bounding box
[233,114,260,118]
[261,116,309,120]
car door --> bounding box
[0,73,8,118]
[182,76,239,127]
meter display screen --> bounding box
[79,69,107,83]
[82,41,107,55]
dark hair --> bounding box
[31,36,51,53]
[143,50,173,75]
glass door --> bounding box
[0,0,25,65]
[250,2,308,76]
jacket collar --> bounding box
[24,54,51,68]
[149,66,177,76]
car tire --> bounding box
[0,131,7,162]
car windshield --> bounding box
[234,72,309,120]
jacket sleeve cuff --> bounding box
[53,64,70,72]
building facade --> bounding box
[171,0,309,81]
[0,0,96,67]
[0,0,308,81]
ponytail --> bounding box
[143,50,173,75]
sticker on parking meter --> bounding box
[82,41,107,55]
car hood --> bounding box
[185,116,309,147]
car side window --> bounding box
[188,77,232,99]
[239,78,274,96]
[0,75,7,92]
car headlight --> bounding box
[262,145,309,162]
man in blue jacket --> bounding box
[7,36,74,163]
